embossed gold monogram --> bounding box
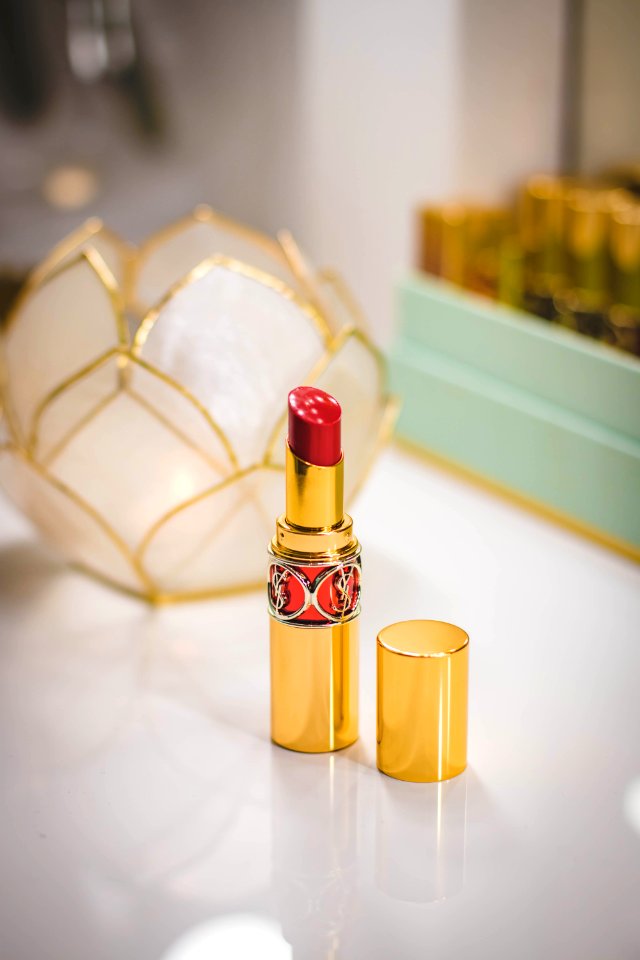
[268,555,361,626]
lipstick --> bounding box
[287,385,342,467]
[268,386,361,752]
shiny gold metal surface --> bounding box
[270,617,359,753]
[565,189,610,293]
[417,205,444,276]
[416,205,469,284]
[466,207,511,297]
[519,175,570,278]
[610,205,640,310]
[285,443,344,530]
[607,304,640,355]
[418,204,510,296]
[439,203,469,286]
[497,237,525,309]
[274,512,356,560]
[417,203,471,286]
[377,620,468,783]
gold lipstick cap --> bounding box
[377,620,469,783]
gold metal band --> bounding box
[285,443,344,529]
[272,514,357,561]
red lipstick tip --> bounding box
[288,386,342,467]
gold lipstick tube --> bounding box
[268,444,360,753]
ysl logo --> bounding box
[268,554,361,625]
[331,565,359,617]
[270,566,290,615]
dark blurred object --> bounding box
[0,268,28,325]
[555,287,607,339]
[559,0,584,174]
[0,0,50,121]
[65,0,163,140]
[606,305,640,355]
[601,163,640,198]
[0,0,167,282]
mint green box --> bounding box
[390,273,640,557]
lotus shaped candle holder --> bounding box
[0,207,395,602]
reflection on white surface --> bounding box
[271,750,357,960]
[0,447,639,959]
[162,914,291,960]
[375,772,467,903]
[623,777,640,837]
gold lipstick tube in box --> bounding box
[268,444,360,753]
[519,175,569,278]
[417,203,468,285]
[554,188,614,338]
[610,203,640,311]
[608,203,640,354]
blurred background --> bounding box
[1,0,639,341]
[1,5,639,959]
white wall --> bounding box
[264,0,460,345]
[454,0,565,202]
[261,0,566,342]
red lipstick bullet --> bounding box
[288,386,342,467]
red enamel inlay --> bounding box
[314,563,361,621]
[269,561,361,626]
[288,386,341,467]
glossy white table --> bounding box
[1,445,639,960]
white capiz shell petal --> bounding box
[135,211,300,310]
[50,388,223,548]
[142,466,281,594]
[4,253,124,443]
[34,356,119,464]
[136,262,328,468]
[0,448,140,590]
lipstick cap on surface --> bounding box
[377,620,469,783]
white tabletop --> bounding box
[0,444,638,960]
